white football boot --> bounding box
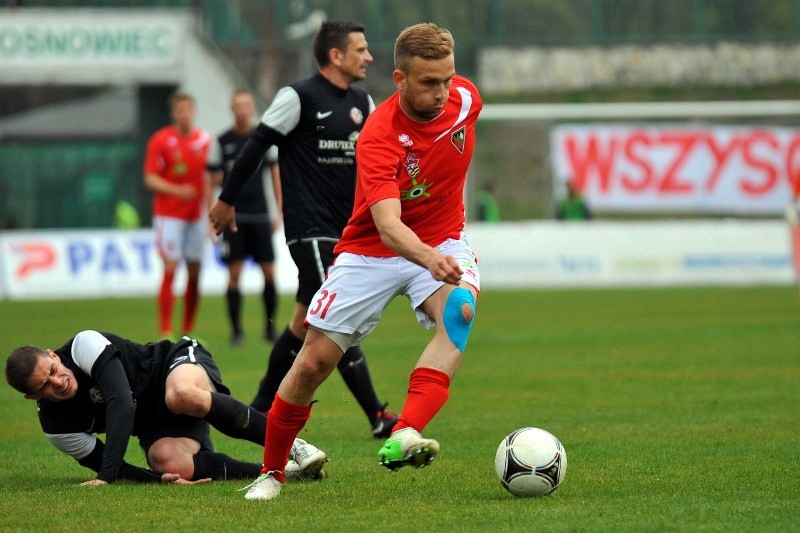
[242,472,283,501]
[290,438,328,480]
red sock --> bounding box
[182,279,199,334]
[393,367,451,434]
[158,271,175,335]
[262,394,311,483]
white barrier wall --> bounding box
[0,229,298,301]
[467,220,792,288]
[0,220,793,300]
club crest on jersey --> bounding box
[451,126,466,153]
[398,134,413,148]
[89,386,104,404]
[350,107,363,125]
[404,153,421,178]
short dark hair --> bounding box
[313,20,366,68]
[5,345,48,394]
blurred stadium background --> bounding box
[1,0,799,297]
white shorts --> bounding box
[154,216,206,262]
[306,237,480,346]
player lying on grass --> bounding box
[5,331,328,485]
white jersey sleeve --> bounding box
[71,330,112,376]
[265,145,279,164]
[44,431,98,460]
[368,94,376,113]
[207,136,222,168]
[260,87,301,136]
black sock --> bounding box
[250,326,303,412]
[262,281,277,337]
[226,287,242,335]
[192,450,262,481]
[205,391,266,445]
[337,346,383,423]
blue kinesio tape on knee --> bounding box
[443,287,476,351]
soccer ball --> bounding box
[494,427,567,497]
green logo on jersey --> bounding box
[173,161,187,176]
[400,152,432,201]
[401,175,433,201]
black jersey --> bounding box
[208,129,278,223]
[219,73,375,244]
[36,331,226,483]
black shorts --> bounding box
[138,337,230,454]
[220,221,275,264]
[138,416,214,456]
[288,237,338,305]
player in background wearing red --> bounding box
[144,92,212,339]
[787,169,800,288]
[240,22,483,501]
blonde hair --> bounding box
[394,23,454,73]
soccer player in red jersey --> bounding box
[144,92,212,338]
[788,169,800,288]
[243,22,482,501]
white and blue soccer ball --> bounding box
[494,427,567,497]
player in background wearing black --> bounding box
[208,90,282,347]
[5,331,327,485]
[209,20,397,438]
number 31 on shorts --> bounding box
[310,290,337,319]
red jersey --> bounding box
[144,125,212,221]
[337,75,483,257]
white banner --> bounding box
[0,222,792,300]
[0,229,298,300]
[466,220,791,287]
[551,124,800,214]
[0,10,189,84]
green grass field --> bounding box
[1,287,798,531]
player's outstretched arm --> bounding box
[160,473,213,485]
[79,479,108,486]
[370,198,462,284]
[74,438,165,483]
[76,474,211,486]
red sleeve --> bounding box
[356,132,403,208]
[143,130,165,175]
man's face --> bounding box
[231,93,256,126]
[172,99,196,133]
[395,54,455,122]
[24,351,78,401]
[337,32,373,82]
